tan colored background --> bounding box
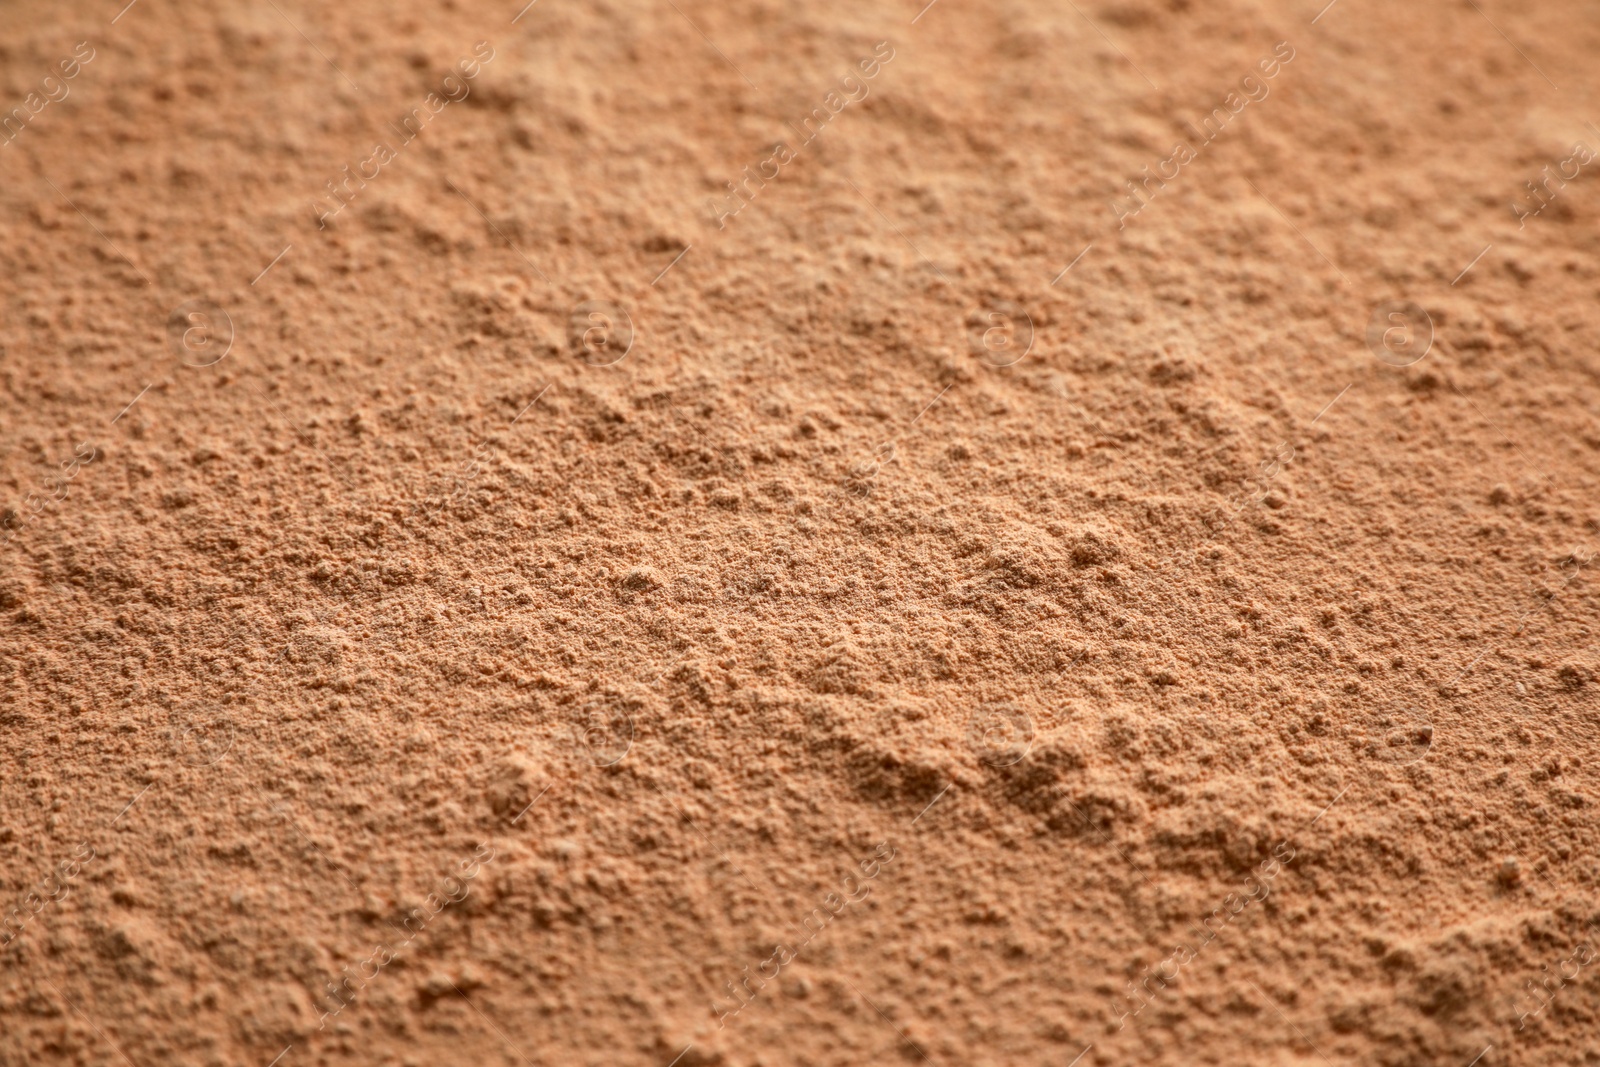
[2,0,1599,1064]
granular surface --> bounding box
[3,1,1600,1065]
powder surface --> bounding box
[3,2,1599,1066]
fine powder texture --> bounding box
[3,1,1600,1066]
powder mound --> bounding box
[992,741,1088,815]
[1556,663,1592,689]
[620,566,663,591]
[1068,533,1120,567]
[844,741,951,810]
[484,755,552,823]
[1048,522,1123,567]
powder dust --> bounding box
[3,1,1600,1066]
